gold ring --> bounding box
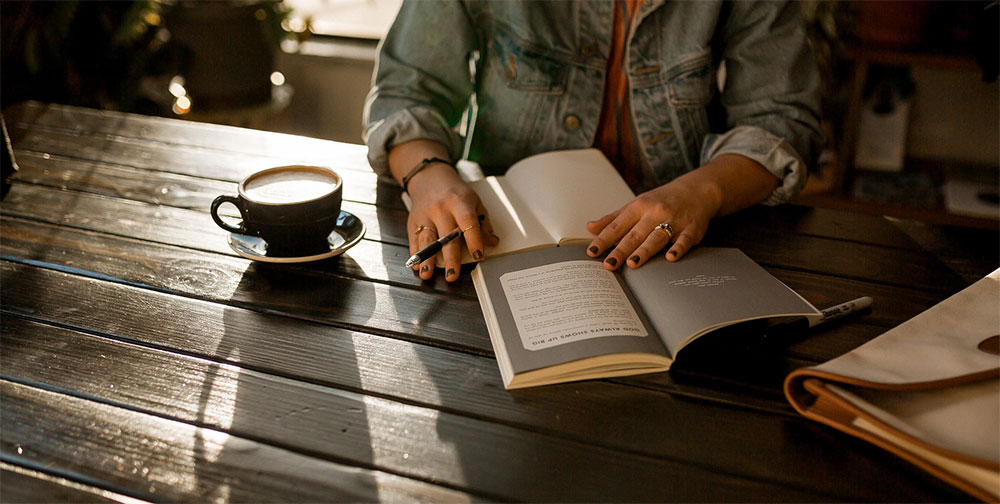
[414,224,436,236]
[654,222,674,241]
[461,223,476,233]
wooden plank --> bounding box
[11,149,389,210]
[5,101,967,295]
[5,101,957,250]
[2,181,964,297]
[0,213,944,364]
[0,256,810,416]
[4,101,379,176]
[10,143,964,299]
[0,247,490,362]
[1,463,149,503]
[706,227,964,295]
[0,217,832,414]
[1,380,473,502]
[0,255,807,421]
[1,179,410,249]
[712,204,924,251]
[5,101,971,251]
[6,111,935,251]
[0,208,943,334]
[3,317,962,502]
[0,212,470,301]
[888,218,999,284]
[11,147,928,258]
[0,265,968,501]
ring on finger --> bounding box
[654,222,674,241]
[461,223,477,233]
[414,224,436,237]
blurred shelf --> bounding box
[795,192,997,230]
[795,159,998,230]
[817,42,997,229]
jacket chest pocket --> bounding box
[475,30,570,164]
[490,30,568,94]
[666,51,714,108]
[666,51,715,169]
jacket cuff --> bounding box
[364,106,465,181]
[700,125,808,205]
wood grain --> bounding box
[0,212,946,364]
[3,316,963,502]
[0,101,982,503]
[5,101,379,176]
[1,380,473,502]
[1,463,150,503]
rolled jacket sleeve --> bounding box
[701,1,825,204]
[363,0,478,179]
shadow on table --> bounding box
[188,258,385,501]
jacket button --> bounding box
[581,42,596,57]
[564,115,581,130]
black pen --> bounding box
[404,227,463,269]
[810,296,874,327]
[762,296,873,343]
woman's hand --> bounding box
[586,154,779,269]
[406,167,498,281]
[390,140,498,282]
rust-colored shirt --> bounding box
[594,0,643,187]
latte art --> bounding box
[244,169,338,204]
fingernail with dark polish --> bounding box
[446,268,456,277]
[668,250,677,257]
[605,257,617,267]
[420,265,429,273]
[588,246,599,255]
[629,255,639,264]
[473,249,483,260]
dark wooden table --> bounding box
[2,101,996,502]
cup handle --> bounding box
[211,195,247,234]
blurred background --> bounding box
[1,0,997,227]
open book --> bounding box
[402,149,636,264]
[472,244,821,389]
[785,269,999,502]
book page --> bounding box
[500,260,647,351]
[468,177,554,256]
[403,149,634,263]
[477,245,669,375]
[503,149,635,243]
[622,247,820,355]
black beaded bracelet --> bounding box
[401,157,456,194]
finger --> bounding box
[414,225,439,280]
[586,208,621,235]
[476,203,500,248]
[588,208,639,258]
[666,225,703,262]
[407,218,422,255]
[455,208,486,261]
[585,209,622,257]
[480,216,500,247]
[627,224,673,268]
[604,216,661,271]
[433,217,462,282]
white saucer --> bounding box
[228,210,365,263]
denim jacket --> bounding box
[364,0,824,203]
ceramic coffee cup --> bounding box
[211,165,342,255]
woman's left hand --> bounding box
[586,154,780,270]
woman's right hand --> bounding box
[389,140,498,282]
